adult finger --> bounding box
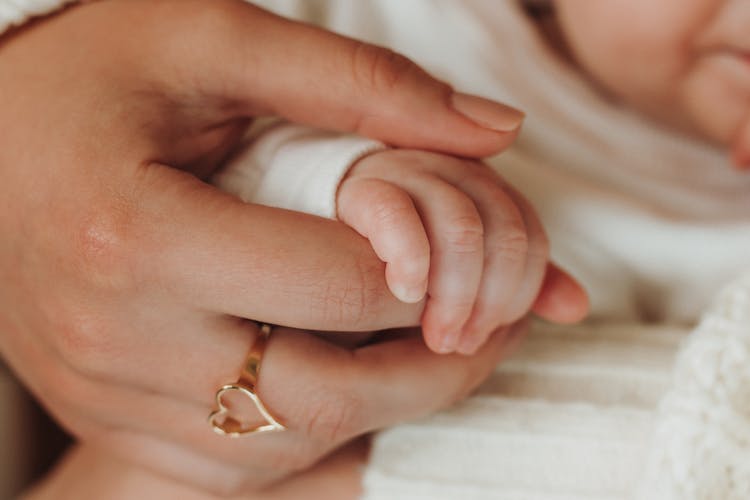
[39,319,525,474]
[258,323,527,438]
[134,164,423,332]
[59,319,523,445]
[337,177,430,304]
[123,0,525,157]
[531,263,590,324]
[21,324,335,488]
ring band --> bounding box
[209,324,286,437]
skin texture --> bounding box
[0,0,589,497]
[554,0,750,168]
[338,150,588,355]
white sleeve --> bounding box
[212,122,386,219]
[0,0,310,38]
[0,0,75,35]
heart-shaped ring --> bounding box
[209,324,285,438]
[209,383,286,437]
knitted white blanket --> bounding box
[640,272,750,500]
[363,273,750,500]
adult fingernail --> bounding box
[391,283,426,304]
[451,93,525,132]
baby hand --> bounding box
[337,149,587,354]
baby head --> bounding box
[549,0,749,167]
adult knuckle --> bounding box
[304,390,363,443]
[71,206,139,291]
[351,42,417,96]
[316,252,386,329]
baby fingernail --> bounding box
[438,329,461,354]
[451,92,525,132]
[392,283,426,303]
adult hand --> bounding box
[0,0,585,495]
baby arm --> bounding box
[337,149,588,354]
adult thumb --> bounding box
[181,1,524,158]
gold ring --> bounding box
[209,324,286,437]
